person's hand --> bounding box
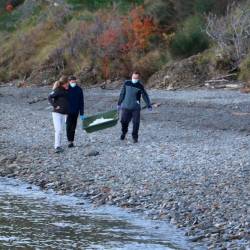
[117,105,122,111]
[55,106,60,110]
[148,106,153,111]
[80,115,85,121]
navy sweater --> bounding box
[68,85,84,115]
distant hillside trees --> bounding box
[5,0,24,12]
[206,2,250,68]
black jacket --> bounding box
[68,85,84,115]
[48,87,69,114]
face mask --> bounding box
[132,79,139,84]
[70,82,76,88]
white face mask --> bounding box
[70,82,76,88]
[132,79,139,84]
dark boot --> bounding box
[120,134,126,140]
[133,138,138,143]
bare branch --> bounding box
[206,2,250,67]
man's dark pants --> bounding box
[66,114,78,142]
[121,108,140,139]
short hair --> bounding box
[132,71,140,76]
[68,75,77,81]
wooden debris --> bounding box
[204,73,241,89]
[232,112,250,116]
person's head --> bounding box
[131,71,140,84]
[58,76,69,90]
[68,76,77,88]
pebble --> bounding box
[0,86,250,248]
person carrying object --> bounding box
[66,76,84,148]
[48,76,69,153]
[117,71,152,143]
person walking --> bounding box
[117,71,152,143]
[48,76,69,153]
[66,76,84,148]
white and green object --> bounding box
[82,109,119,133]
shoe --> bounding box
[55,147,63,153]
[120,134,126,140]
[133,138,138,143]
[133,137,138,143]
[68,142,74,148]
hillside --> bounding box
[0,0,250,87]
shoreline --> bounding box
[0,176,195,249]
[0,85,249,249]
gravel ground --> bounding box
[0,85,250,249]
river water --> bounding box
[0,177,195,250]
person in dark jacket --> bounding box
[117,71,152,143]
[48,76,69,153]
[66,76,84,148]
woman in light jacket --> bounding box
[48,76,69,153]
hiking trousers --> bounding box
[66,114,78,142]
[121,108,140,139]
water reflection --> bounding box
[0,178,195,249]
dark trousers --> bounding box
[66,114,78,142]
[121,108,140,139]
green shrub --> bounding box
[144,0,176,28]
[0,0,43,32]
[0,67,9,82]
[239,55,250,82]
[66,0,143,11]
[0,11,22,31]
[194,0,215,14]
[135,50,170,81]
[170,16,209,58]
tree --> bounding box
[122,6,156,52]
[206,2,250,67]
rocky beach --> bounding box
[0,84,249,249]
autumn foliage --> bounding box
[125,7,156,51]
[5,0,24,12]
[5,4,13,12]
[1,0,234,84]
[96,6,156,79]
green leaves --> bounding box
[170,16,209,58]
[66,0,143,11]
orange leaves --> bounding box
[126,6,156,50]
[94,6,156,80]
[96,6,156,54]
[6,4,14,12]
[98,28,120,49]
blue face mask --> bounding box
[132,79,139,84]
[70,82,76,88]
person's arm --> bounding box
[79,88,84,116]
[118,83,126,106]
[48,89,59,107]
[141,85,152,108]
